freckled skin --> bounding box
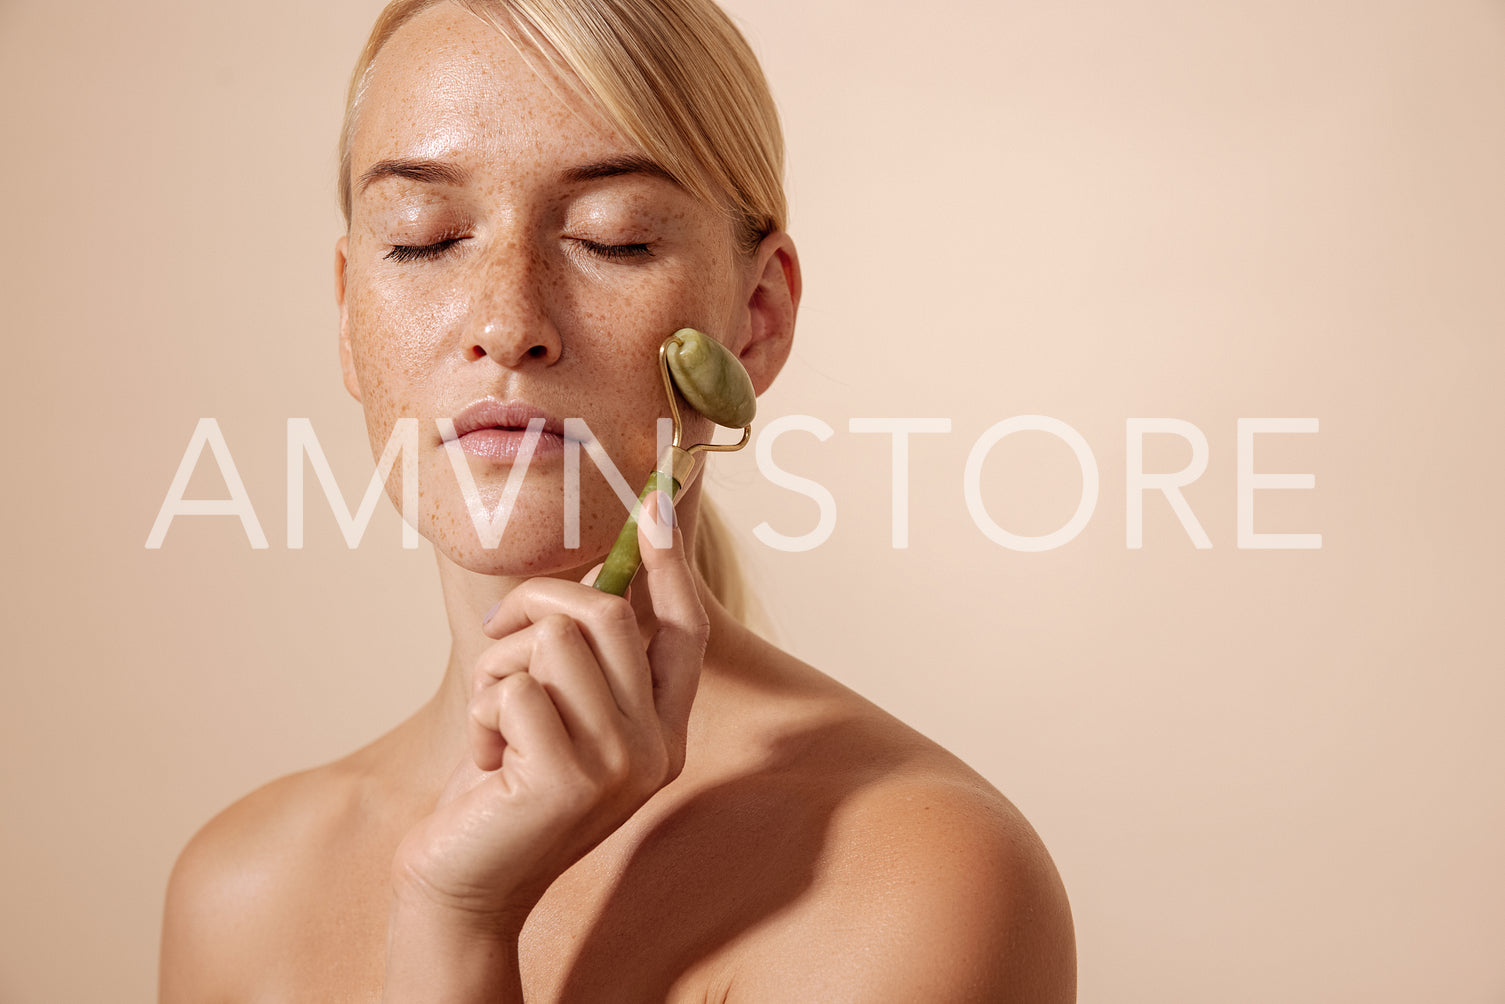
[159,7,1075,1003]
[338,5,730,576]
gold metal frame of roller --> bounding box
[659,335,752,455]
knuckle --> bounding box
[590,593,640,633]
[534,613,580,646]
[595,736,633,787]
[471,648,503,694]
[495,671,538,708]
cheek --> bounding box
[586,257,743,444]
[570,294,712,452]
[347,271,467,415]
[343,274,467,520]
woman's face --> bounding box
[337,4,756,576]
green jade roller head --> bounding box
[592,328,756,595]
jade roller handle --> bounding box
[591,329,755,596]
[592,471,679,597]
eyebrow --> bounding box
[560,156,680,188]
[354,154,681,197]
[356,158,470,195]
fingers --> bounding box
[470,491,708,786]
[470,616,629,770]
[467,671,574,776]
[483,575,655,721]
[636,492,710,747]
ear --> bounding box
[335,235,362,402]
[736,231,801,395]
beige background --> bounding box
[2,0,1502,1001]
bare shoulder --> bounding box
[158,759,371,1002]
[707,643,1076,1002]
[735,763,1075,1002]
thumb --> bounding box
[637,491,709,733]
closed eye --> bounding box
[573,239,655,262]
[384,237,463,263]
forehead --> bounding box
[352,3,627,175]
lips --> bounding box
[445,399,569,461]
[448,399,566,440]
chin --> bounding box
[422,505,624,581]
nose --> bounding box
[462,244,564,368]
[467,320,562,367]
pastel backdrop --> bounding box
[2,1,1501,1001]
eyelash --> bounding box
[572,239,655,262]
[384,238,461,263]
[383,237,655,265]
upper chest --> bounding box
[258,780,816,1003]
[259,685,875,1002]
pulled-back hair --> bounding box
[338,0,786,253]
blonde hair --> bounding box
[337,0,787,619]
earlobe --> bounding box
[335,236,361,402]
[738,232,801,396]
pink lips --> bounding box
[445,399,568,461]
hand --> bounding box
[388,492,709,936]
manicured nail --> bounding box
[482,600,501,627]
[653,490,675,529]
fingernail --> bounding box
[482,600,501,627]
[653,490,675,529]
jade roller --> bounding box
[591,328,757,595]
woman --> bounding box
[159,1,1076,999]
